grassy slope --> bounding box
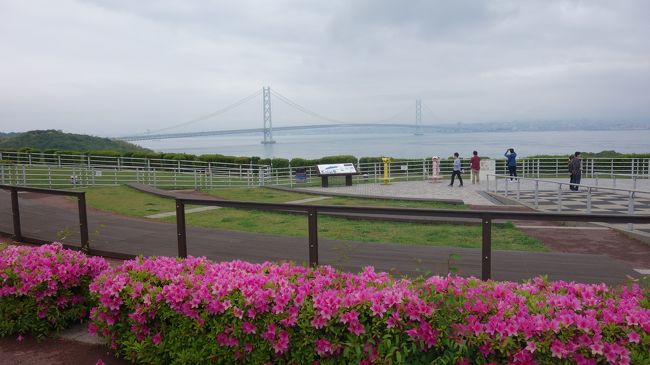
[82,186,545,251]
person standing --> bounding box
[470,150,481,184]
[569,152,582,191]
[504,148,517,180]
[449,152,463,187]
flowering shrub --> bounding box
[0,243,109,338]
[90,256,650,365]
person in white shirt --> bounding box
[448,152,463,187]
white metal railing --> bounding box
[1,150,649,190]
[593,172,649,190]
[486,174,650,231]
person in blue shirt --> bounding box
[448,152,463,187]
[504,148,517,181]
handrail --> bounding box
[0,184,89,252]
[594,172,649,178]
[174,196,650,281]
[486,174,650,194]
[0,184,84,196]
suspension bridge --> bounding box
[117,87,433,143]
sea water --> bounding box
[136,129,650,159]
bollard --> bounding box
[78,193,89,253]
[10,188,22,241]
[481,217,492,281]
[176,200,187,258]
[308,207,318,267]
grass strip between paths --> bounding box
[82,186,546,252]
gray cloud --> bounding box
[0,0,648,136]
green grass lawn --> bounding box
[82,185,546,252]
[81,186,177,216]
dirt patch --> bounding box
[0,336,132,365]
[518,227,650,268]
[470,204,650,268]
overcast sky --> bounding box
[1,0,649,136]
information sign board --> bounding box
[316,163,358,175]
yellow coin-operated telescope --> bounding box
[381,157,391,185]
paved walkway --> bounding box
[296,180,496,205]
[2,183,649,285]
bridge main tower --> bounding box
[414,99,423,136]
[261,86,276,144]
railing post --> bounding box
[516,178,520,200]
[481,217,492,281]
[534,180,539,209]
[77,193,89,253]
[613,175,616,188]
[504,178,509,197]
[586,187,592,214]
[557,184,563,212]
[308,207,318,267]
[176,199,187,258]
[422,159,426,180]
[628,192,635,231]
[10,187,22,241]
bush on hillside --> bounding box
[319,155,358,164]
[0,243,109,338]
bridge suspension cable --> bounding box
[270,90,350,125]
[372,104,412,124]
[421,101,447,124]
[271,89,416,126]
[147,89,262,134]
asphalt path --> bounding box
[0,189,643,285]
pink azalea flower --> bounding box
[627,331,640,344]
[151,332,162,345]
[525,341,537,353]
